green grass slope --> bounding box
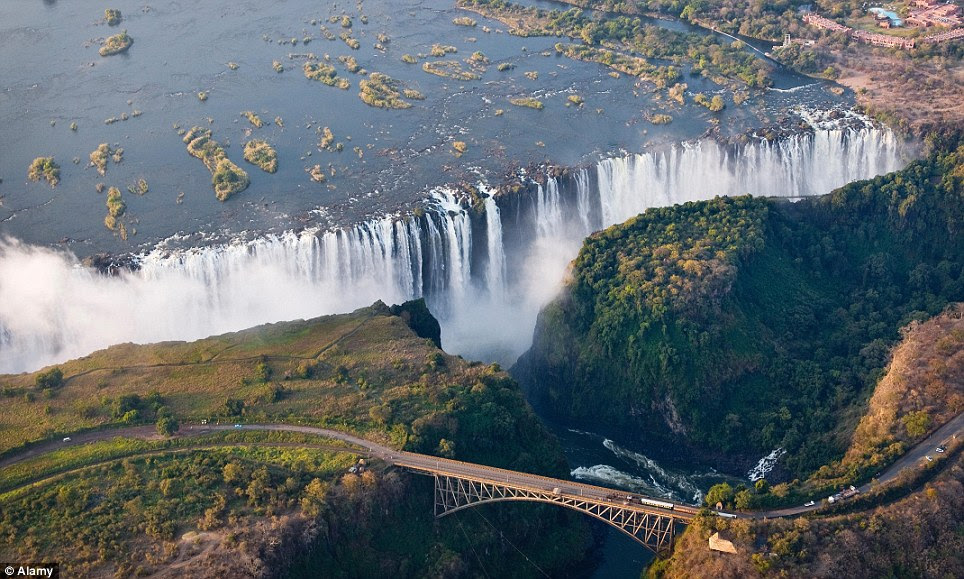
[0,300,592,577]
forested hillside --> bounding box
[519,137,963,477]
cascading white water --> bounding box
[483,194,507,298]
[0,123,908,373]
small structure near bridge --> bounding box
[709,531,739,554]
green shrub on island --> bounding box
[567,95,584,106]
[197,91,208,101]
[422,60,480,81]
[509,97,544,110]
[339,55,361,73]
[497,62,515,71]
[453,16,477,27]
[105,9,122,26]
[403,88,425,100]
[319,127,335,150]
[648,113,673,124]
[99,31,133,56]
[430,44,458,57]
[308,164,326,183]
[452,141,468,156]
[182,127,249,201]
[694,92,726,112]
[242,111,264,128]
[27,157,60,187]
[401,54,418,64]
[243,140,278,173]
[89,144,111,176]
[272,60,284,73]
[104,186,126,230]
[304,62,350,89]
[340,33,361,50]
[668,82,687,104]
[105,187,125,217]
[358,73,417,109]
[469,51,488,64]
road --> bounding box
[755,411,963,518]
[2,413,961,520]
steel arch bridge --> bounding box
[428,472,687,554]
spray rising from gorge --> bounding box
[0,122,906,373]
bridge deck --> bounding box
[390,450,701,522]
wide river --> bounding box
[1,0,842,253]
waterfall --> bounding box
[0,123,908,373]
[484,194,507,298]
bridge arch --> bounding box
[432,474,680,554]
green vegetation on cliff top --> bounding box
[521,140,964,477]
[0,300,590,577]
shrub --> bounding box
[105,9,122,26]
[27,157,60,187]
[99,31,133,56]
[35,368,64,390]
[243,140,278,173]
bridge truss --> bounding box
[433,473,679,554]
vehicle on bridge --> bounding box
[638,497,675,510]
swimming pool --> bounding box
[869,7,904,25]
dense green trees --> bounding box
[522,140,963,477]
[459,0,774,88]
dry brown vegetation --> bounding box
[809,305,964,488]
[831,49,964,132]
[652,452,964,579]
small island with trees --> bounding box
[182,127,249,201]
[27,157,60,187]
[99,31,133,56]
[242,140,278,173]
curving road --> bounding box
[2,414,961,520]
